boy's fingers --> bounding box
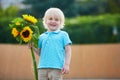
[31,42,34,45]
[62,71,65,74]
[62,68,67,74]
[61,68,64,74]
[61,68,69,74]
[28,44,31,49]
[28,42,33,49]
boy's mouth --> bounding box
[50,24,57,27]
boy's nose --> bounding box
[51,20,56,23]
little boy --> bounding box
[29,8,72,80]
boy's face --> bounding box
[46,14,61,31]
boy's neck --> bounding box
[48,29,60,32]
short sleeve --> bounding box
[38,35,42,48]
[63,32,72,46]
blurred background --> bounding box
[0,0,120,44]
[0,0,120,80]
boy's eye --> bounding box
[49,18,53,20]
[55,18,59,21]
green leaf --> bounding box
[9,24,14,28]
[12,17,23,23]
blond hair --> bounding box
[43,8,65,29]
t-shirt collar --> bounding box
[45,29,61,34]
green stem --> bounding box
[30,48,38,80]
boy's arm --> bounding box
[32,47,41,56]
[62,45,72,74]
[28,43,41,56]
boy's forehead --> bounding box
[47,13,60,18]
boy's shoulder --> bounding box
[38,32,46,39]
[60,30,69,36]
[60,30,68,34]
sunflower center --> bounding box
[22,30,30,38]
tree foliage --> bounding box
[1,0,120,44]
[107,0,120,13]
[65,14,120,44]
[21,0,78,18]
[77,0,120,15]
[0,5,19,43]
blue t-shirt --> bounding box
[38,29,72,69]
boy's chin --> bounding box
[49,27,58,31]
[49,28,58,31]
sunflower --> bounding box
[12,28,19,37]
[22,14,37,24]
[20,26,33,42]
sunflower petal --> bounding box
[22,14,37,24]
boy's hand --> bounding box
[61,64,69,74]
[28,42,34,49]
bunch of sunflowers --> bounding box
[9,14,39,80]
[9,14,39,44]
